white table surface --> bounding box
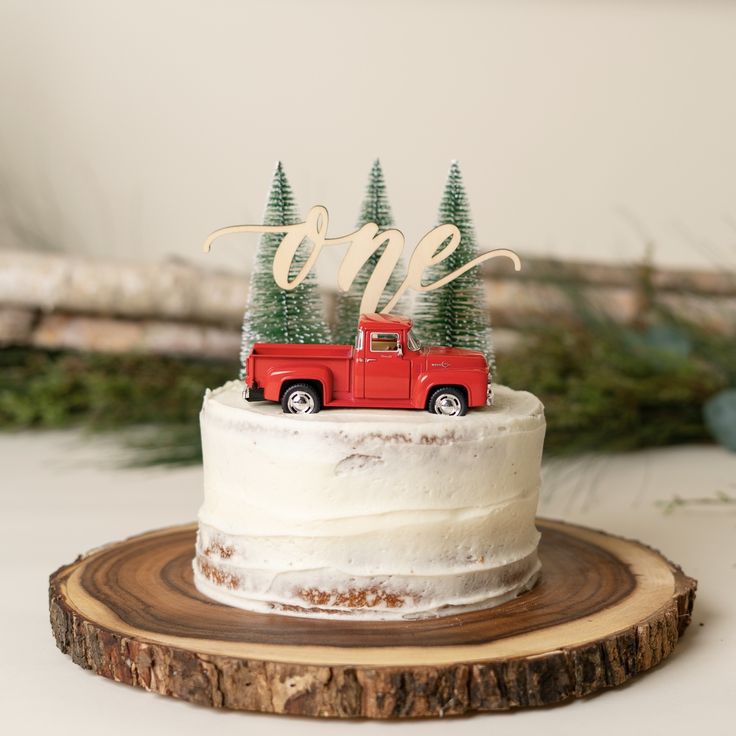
[2,432,734,735]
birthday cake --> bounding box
[193,377,545,619]
[193,160,545,619]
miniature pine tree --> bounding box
[239,162,330,377]
[412,161,495,368]
[332,159,405,344]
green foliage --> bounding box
[703,390,736,451]
[2,260,734,465]
[1,301,732,465]
[682,320,736,386]
[656,490,736,514]
[0,347,235,464]
[498,317,728,455]
[333,159,405,343]
[412,161,495,367]
[240,162,330,376]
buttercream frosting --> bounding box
[193,381,546,619]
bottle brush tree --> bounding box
[412,161,495,368]
[240,162,330,377]
[333,159,405,343]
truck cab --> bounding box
[245,314,492,416]
[354,314,415,400]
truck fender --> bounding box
[262,366,334,404]
[412,372,474,409]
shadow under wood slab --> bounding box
[48,519,696,719]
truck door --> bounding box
[364,331,411,399]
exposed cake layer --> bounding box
[194,381,546,619]
[194,545,541,620]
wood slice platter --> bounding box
[49,519,696,719]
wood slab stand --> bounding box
[49,519,696,719]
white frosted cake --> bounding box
[193,380,546,620]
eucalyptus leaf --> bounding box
[704,389,736,452]
[643,325,692,357]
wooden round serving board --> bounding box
[49,519,696,719]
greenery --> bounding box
[240,161,330,377]
[332,159,405,343]
[656,491,736,515]
[498,311,729,455]
[0,347,235,465]
[1,274,733,465]
[703,389,736,451]
[412,161,496,367]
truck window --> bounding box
[370,332,400,352]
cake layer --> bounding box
[196,489,540,575]
[195,381,546,619]
[194,547,541,620]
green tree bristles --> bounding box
[333,159,406,343]
[412,161,495,367]
[240,162,330,377]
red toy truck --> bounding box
[243,314,492,417]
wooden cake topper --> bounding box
[203,205,521,315]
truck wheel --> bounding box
[428,387,467,417]
[282,384,322,414]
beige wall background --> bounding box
[1,0,735,278]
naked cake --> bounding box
[193,163,545,620]
[193,379,545,619]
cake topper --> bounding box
[203,205,521,316]
[333,159,406,344]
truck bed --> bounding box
[251,343,353,359]
[249,343,354,400]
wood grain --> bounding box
[49,519,696,718]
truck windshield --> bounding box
[407,329,421,351]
